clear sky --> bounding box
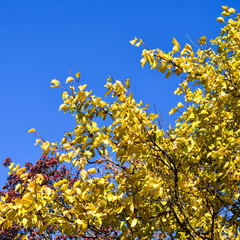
[0,0,239,187]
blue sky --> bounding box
[0,0,239,186]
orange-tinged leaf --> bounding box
[44,186,52,196]
[27,182,35,192]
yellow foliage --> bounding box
[1,5,240,240]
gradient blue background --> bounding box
[1,0,239,187]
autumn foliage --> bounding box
[1,5,240,240]
[0,156,118,239]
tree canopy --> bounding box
[1,5,240,240]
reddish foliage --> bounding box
[0,156,119,240]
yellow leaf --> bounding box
[108,182,115,189]
[228,8,235,14]
[79,84,87,91]
[7,210,16,221]
[82,223,88,231]
[221,11,229,17]
[28,128,36,133]
[107,193,115,202]
[185,43,192,51]
[165,71,171,78]
[192,120,201,128]
[50,79,60,88]
[41,141,51,155]
[80,169,88,180]
[129,202,134,215]
[140,58,147,68]
[223,161,229,169]
[151,60,159,69]
[15,183,21,191]
[33,215,38,224]
[125,78,130,89]
[66,76,74,84]
[27,182,35,192]
[169,107,178,115]
[88,168,97,175]
[135,39,142,47]
[199,36,207,45]
[22,218,28,227]
[217,17,224,23]
[75,219,84,225]
[177,102,184,108]
[178,180,186,189]
[75,72,80,79]
[120,221,125,230]
[59,104,67,111]
[9,162,15,169]
[205,213,212,218]
[221,6,228,10]
[172,45,179,53]
[200,110,208,115]
[15,234,21,240]
[130,37,137,45]
[172,37,180,48]
[22,234,28,240]
[39,223,47,233]
[44,186,52,196]
[35,139,41,145]
[174,87,183,95]
[176,122,181,127]
[131,218,138,228]
[149,113,158,120]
